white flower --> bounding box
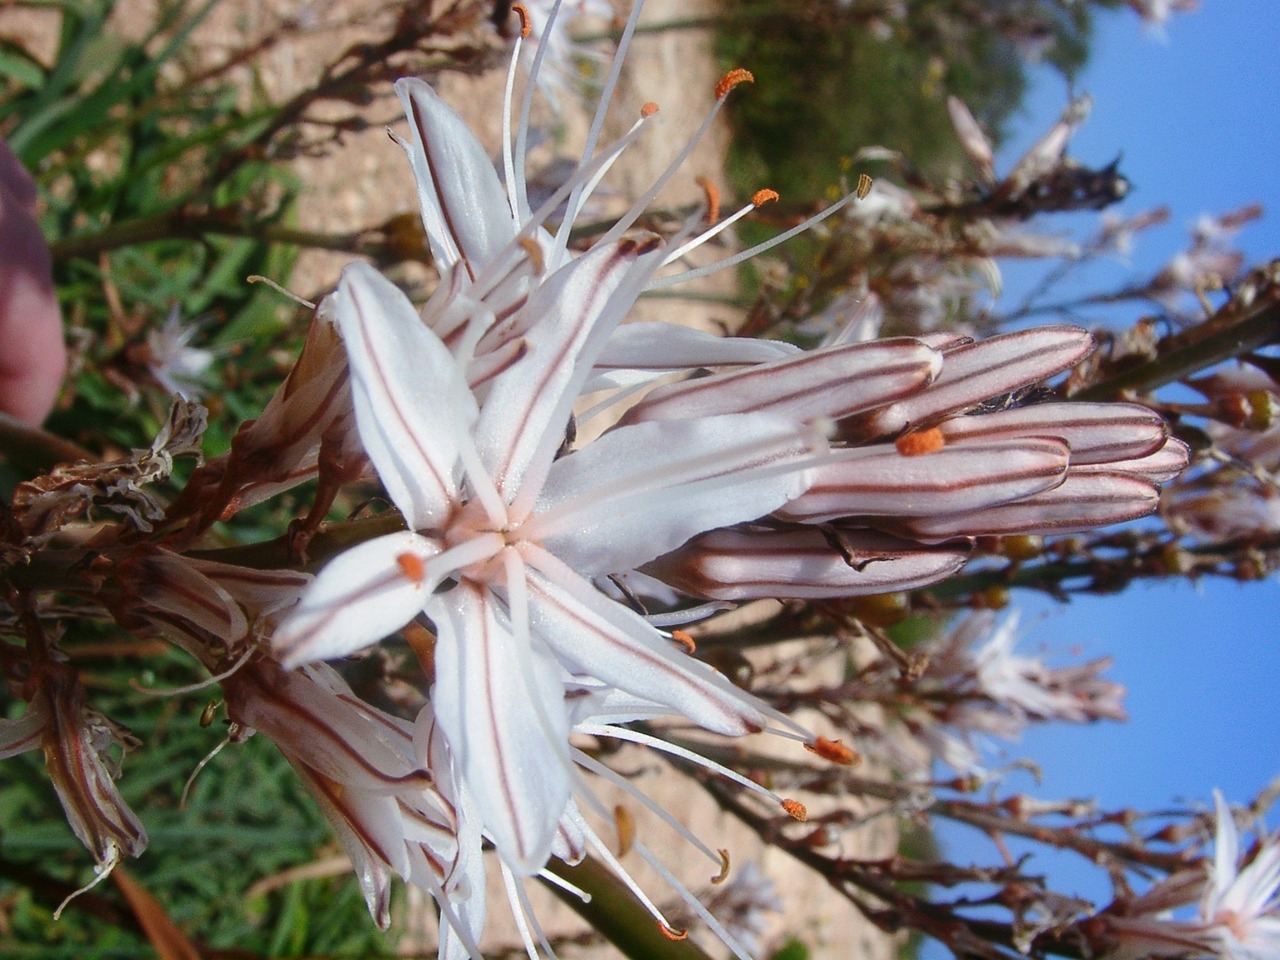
[1201,790,1280,959]
[145,305,214,400]
[273,258,825,872]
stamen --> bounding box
[573,748,724,866]
[54,853,120,920]
[181,731,234,809]
[856,172,874,199]
[805,736,859,766]
[397,552,428,582]
[781,798,809,821]
[895,426,946,457]
[648,188,860,289]
[593,70,753,247]
[670,629,696,653]
[711,848,731,884]
[697,176,721,224]
[130,643,257,697]
[501,862,555,960]
[614,803,635,856]
[659,922,689,941]
[477,108,657,301]
[512,2,532,37]
[555,0,648,251]
[641,101,660,118]
[634,841,757,960]
[660,188,780,267]
[502,8,528,223]
[576,813,674,924]
[517,235,545,274]
[418,867,485,960]
[715,67,755,100]
[643,601,733,628]
[579,722,801,811]
[246,275,315,310]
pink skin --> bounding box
[0,138,65,424]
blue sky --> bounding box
[932,0,1280,922]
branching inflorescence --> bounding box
[1,1,1276,958]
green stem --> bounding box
[1069,269,1280,401]
[49,209,392,263]
[543,856,716,960]
[188,512,408,572]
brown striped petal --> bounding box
[850,326,1095,439]
[1075,436,1190,484]
[893,471,1160,543]
[621,338,942,425]
[648,527,971,600]
[940,402,1169,465]
[776,438,1070,523]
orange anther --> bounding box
[512,3,532,38]
[517,235,545,274]
[670,629,697,653]
[895,426,945,457]
[804,737,859,766]
[751,188,779,207]
[856,172,873,199]
[711,848,731,884]
[641,101,660,118]
[781,798,808,822]
[696,176,721,224]
[658,922,689,941]
[614,804,635,857]
[397,552,427,582]
[715,68,754,100]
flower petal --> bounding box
[648,527,971,600]
[333,261,476,529]
[850,326,1095,439]
[523,546,766,735]
[776,438,1070,523]
[621,338,942,424]
[528,413,827,575]
[273,531,439,667]
[294,766,402,928]
[894,470,1160,542]
[1080,436,1189,484]
[429,584,571,872]
[593,321,799,375]
[395,78,516,279]
[939,402,1169,465]
[476,236,665,504]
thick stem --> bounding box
[543,856,716,960]
[1069,264,1280,401]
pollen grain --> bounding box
[711,848,731,884]
[659,922,689,941]
[895,426,945,457]
[805,736,859,766]
[397,552,427,582]
[715,68,754,100]
[696,177,721,223]
[670,629,697,653]
[781,798,809,821]
[512,3,532,38]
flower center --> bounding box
[442,497,518,584]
